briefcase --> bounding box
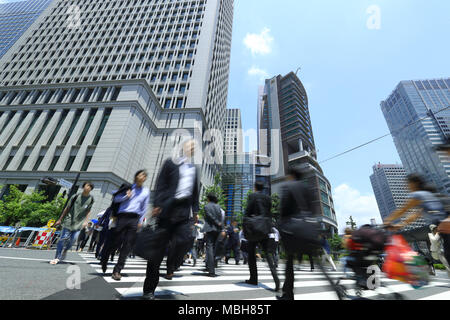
[278,213,321,254]
[134,225,166,261]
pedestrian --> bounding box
[142,139,200,300]
[76,222,93,252]
[239,230,248,265]
[268,227,280,268]
[320,234,337,271]
[340,228,354,277]
[277,167,316,300]
[243,181,280,292]
[225,220,241,265]
[100,170,150,281]
[297,253,315,271]
[202,193,223,276]
[50,182,95,265]
[428,224,450,277]
[384,174,450,276]
[88,222,101,252]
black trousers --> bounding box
[298,252,315,270]
[205,231,220,274]
[143,219,193,295]
[247,239,279,286]
[101,213,139,274]
[226,242,241,262]
[441,233,450,266]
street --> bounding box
[1,248,449,300]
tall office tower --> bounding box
[224,108,242,156]
[0,0,234,215]
[381,79,450,195]
[0,0,53,58]
[370,163,409,221]
[258,72,338,236]
[222,152,255,224]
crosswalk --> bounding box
[78,252,450,300]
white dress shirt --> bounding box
[175,157,196,199]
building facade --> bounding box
[0,0,234,217]
[370,163,408,221]
[257,72,338,235]
[381,79,450,195]
[0,0,53,59]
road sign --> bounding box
[58,178,73,189]
[47,220,56,228]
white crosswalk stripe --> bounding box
[78,253,450,300]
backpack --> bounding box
[351,225,387,252]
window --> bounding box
[176,98,183,109]
[5,111,29,144]
[61,109,83,145]
[81,155,92,172]
[17,110,42,147]
[77,109,98,146]
[92,108,112,146]
[17,155,29,171]
[48,155,60,171]
[47,109,69,146]
[64,155,76,171]
[2,155,14,170]
[164,99,172,109]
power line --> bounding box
[319,105,450,165]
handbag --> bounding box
[134,224,167,261]
[243,198,272,242]
[278,213,321,254]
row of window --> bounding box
[1,108,112,172]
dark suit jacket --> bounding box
[153,158,200,224]
[245,192,272,218]
[203,202,223,233]
[280,180,314,218]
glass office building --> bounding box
[0,0,52,58]
[381,79,450,195]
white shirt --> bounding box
[239,230,247,243]
[268,227,280,242]
[175,157,196,199]
[428,232,442,252]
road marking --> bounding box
[0,255,88,264]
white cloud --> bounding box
[247,66,269,82]
[333,184,381,232]
[243,28,274,56]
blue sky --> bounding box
[228,0,450,230]
[2,0,449,230]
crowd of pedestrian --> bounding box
[46,138,450,300]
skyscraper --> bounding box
[224,108,242,156]
[0,0,234,214]
[381,79,450,195]
[258,72,338,236]
[370,163,408,221]
[0,0,53,58]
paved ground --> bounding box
[1,248,449,300]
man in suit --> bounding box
[277,167,316,300]
[142,139,200,300]
[203,193,223,276]
[244,181,280,292]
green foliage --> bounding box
[271,193,280,223]
[0,185,65,227]
[199,173,226,219]
[234,190,253,225]
[328,233,343,253]
[434,264,446,270]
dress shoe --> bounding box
[235,261,240,265]
[164,274,174,280]
[276,294,294,300]
[245,279,258,286]
[112,272,122,281]
[101,262,107,274]
[207,273,219,278]
[142,293,155,300]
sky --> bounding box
[1,0,449,231]
[228,0,450,231]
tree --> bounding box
[346,216,357,230]
[271,193,280,223]
[0,185,65,227]
[199,173,226,220]
[328,233,343,258]
[234,190,253,225]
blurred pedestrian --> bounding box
[320,234,337,271]
[428,224,450,277]
[76,221,93,252]
[384,174,450,274]
[268,227,280,268]
[243,181,280,292]
[101,170,150,281]
[225,220,241,265]
[50,182,95,265]
[203,193,223,276]
[239,230,248,265]
[142,139,200,300]
[277,167,316,300]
